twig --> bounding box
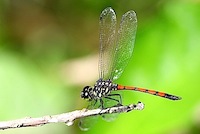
[0,102,144,130]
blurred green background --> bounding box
[0,0,200,134]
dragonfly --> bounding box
[79,7,181,130]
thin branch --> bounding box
[0,101,144,130]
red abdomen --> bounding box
[117,84,181,100]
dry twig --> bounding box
[0,102,144,130]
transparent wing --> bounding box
[99,7,117,80]
[111,10,137,80]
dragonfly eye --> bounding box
[81,86,92,99]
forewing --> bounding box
[111,10,137,80]
[99,7,117,80]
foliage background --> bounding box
[0,0,199,134]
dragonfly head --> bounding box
[81,86,93,100]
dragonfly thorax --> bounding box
[81,79,118,100]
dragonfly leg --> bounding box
[99,98,106,115]
[106,93,123,106]
[87,100,98,109]
[100,98,104,109]
[92,100,98,108]
[99,95,122,117]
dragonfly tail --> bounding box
[117,85,181,100]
